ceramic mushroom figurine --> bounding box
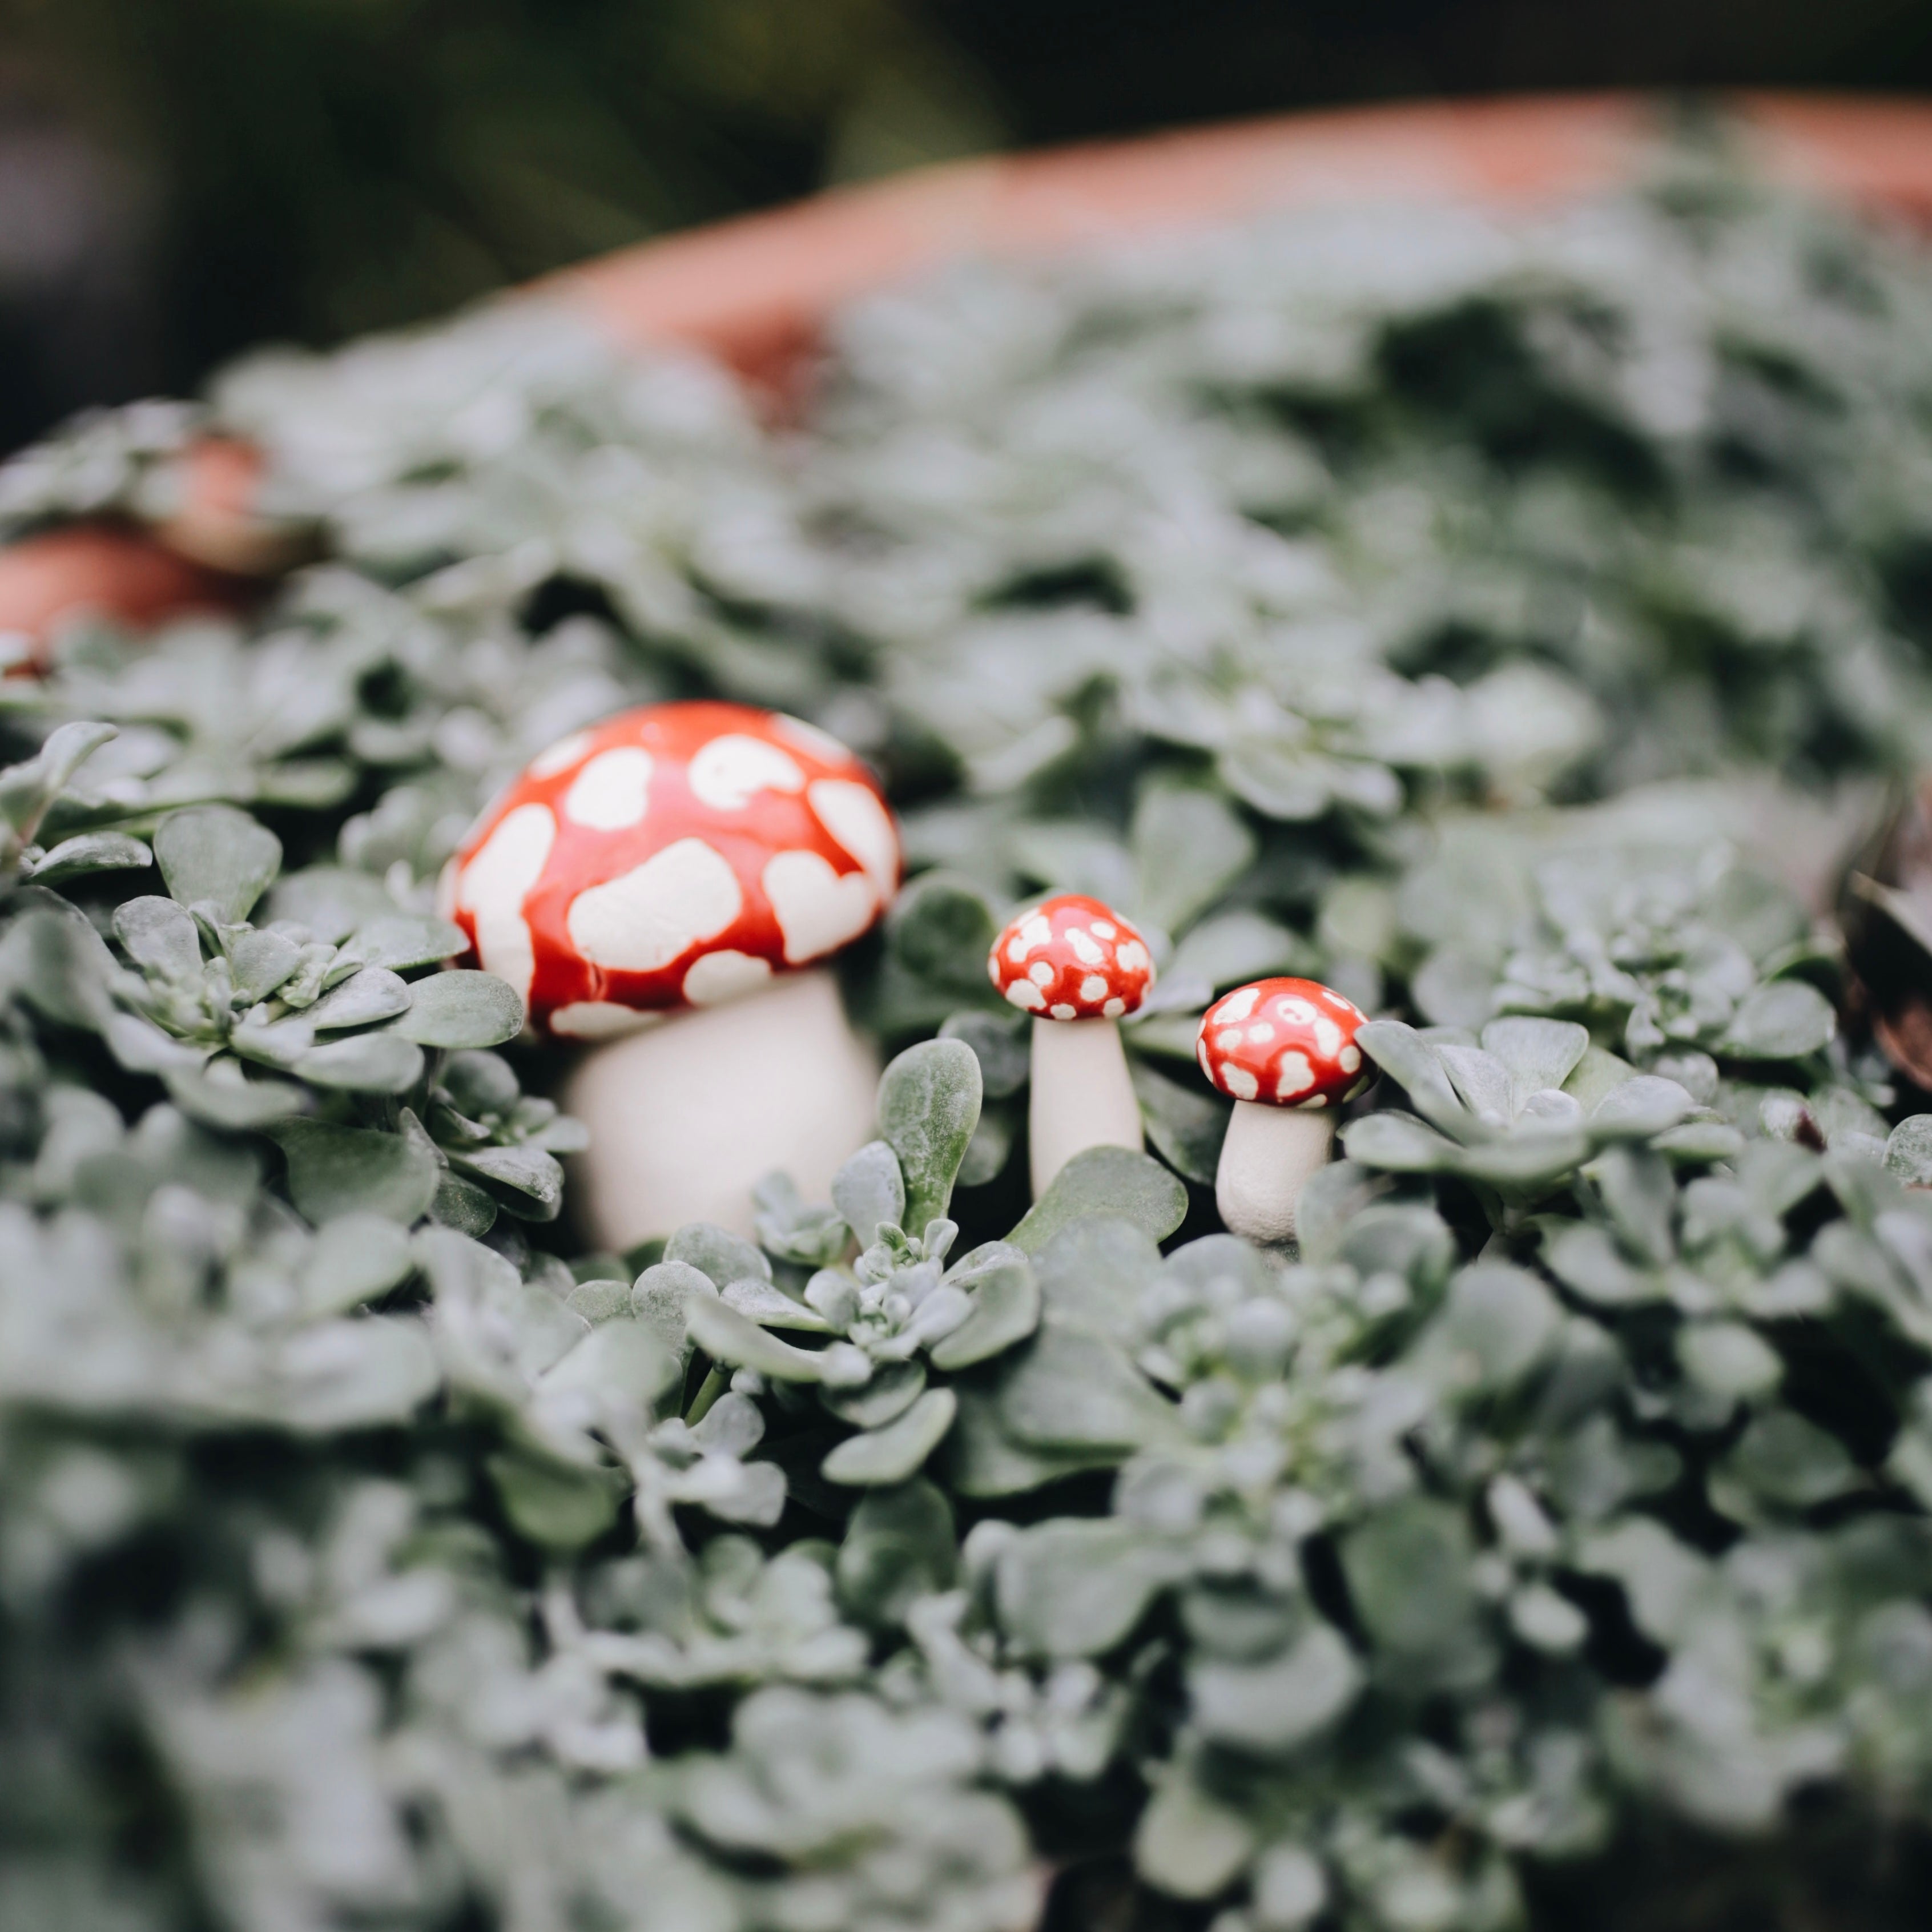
[987,892,1156,1197]
[442,701,900,1247]
[1196,976,1370,1248]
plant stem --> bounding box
[685,1362,730,1426]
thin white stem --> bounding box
[1028,1015,1143,1197]
[1214,1100,1336,1250]
[561,967,879,1251]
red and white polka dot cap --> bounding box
[440,701,899,1040]
[1196,977,1370,1108]
[987,893,1156,1021]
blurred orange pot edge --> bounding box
[9,89,1932,650]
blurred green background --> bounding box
[1,0,1930,449]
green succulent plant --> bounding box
[18,143,1932,1932]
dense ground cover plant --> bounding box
[14,143,1932,1930]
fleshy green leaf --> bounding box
[28,831,152,884]
[993,1325,1180,1454]
[388,970,524,1048]
[296,1031,426,1093]
[300,1212,416,1317]
[447,1144,565,1219]
[304,967,411,1031]
[928,1251,1040,1369]
[166,1061,310,1129]
[878,1037,982,1238]
[722,1277,834,1333]
[938,1008,1029,1098]
[1720,980,1837,1060]
[1354,1020,1466,1132]
[154,804,282,923]
[1886,1115,1932,1186]
[821,1389,957,1486]
[1130,783,1255,936]
[835,1479,956,1625]
[831,1140,905,1251]
[1134,1766,1257,1900]
[1343,1498,1491,1690]
[488,1451,625,1551]
[888,872,1000,994]
[336,912,469,973]
[1480,1015,1589,1100]
[996,1519,1188,1657]
[272,1118,440,1225]
[0,719,116,842]
[1189,1626,1363,1755]
[1007,1145,1188,1253]
[683,1291,826,1382]
[666,1222,772,1289]
[630,1258,717,1360]
[114,896,203,980]
[820,1358,927,1428]
[1130,1055,1230,1186]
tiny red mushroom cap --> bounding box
[442,701,899,1040]
[1196,977,1369,1108]
[987,893,1156,1021]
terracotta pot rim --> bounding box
[543,88,1932,388]
[15,87,1932,645]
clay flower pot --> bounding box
[7,90,1932,645]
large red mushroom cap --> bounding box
[1197,977,1368,1107]
[442,701,899,1039]
[987,893,1156,1021]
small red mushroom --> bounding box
[1196,976,1370,1247]
[442,700,899,1246]
[987,892,1155,1196]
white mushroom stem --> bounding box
[1214,1100,1336,1250]
[1029,1015,1143,1197]
[561,967,880,1251]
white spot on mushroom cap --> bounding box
[1080,974,1110,1002]
[1313,1015,1343,1060]
[1116,940,1150,974]
[683,949,773,1006]
[457,802,555,1009]
[1214,985,1259,1024]
[1028,960,1055,987]
[529,730,594,779]
[566,836,742,972]
[1276,1051,1315,1100]
[1049,1003,1077,1020]
[1005,979,1045,1012]
[1068,927,1104,966]
[563,746,654,830]
[808,779,897,899]
[552,1001,662,1040]
[1091,920,1117,939]
[1105,997,1126,1019]
[762,849,877,964]
[1276,996,1319,1025]
[1223,1064,1259,1101]
[1340,1044,1362,1074]
[687,734,806,811]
